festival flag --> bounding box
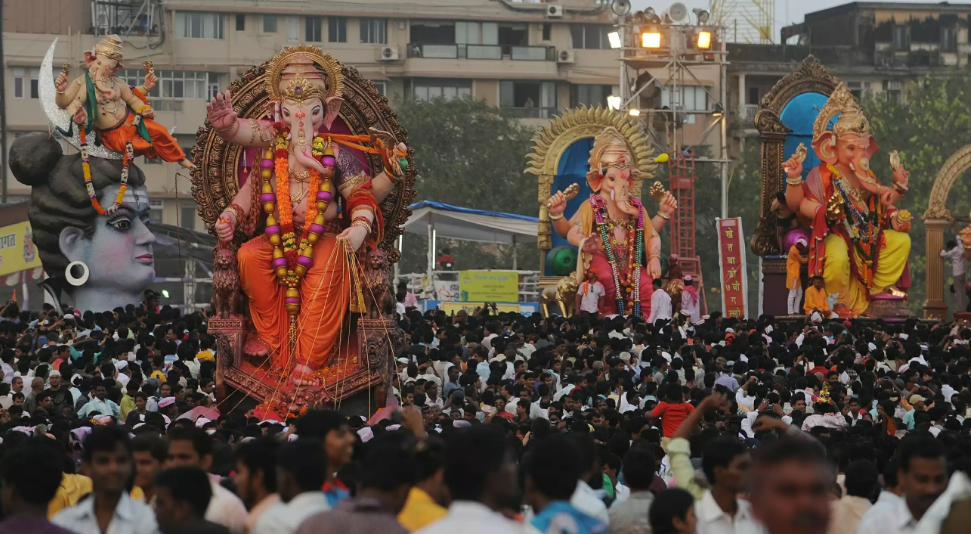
[716,218,748,319]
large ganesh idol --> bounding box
[202,46,407,389]
[783,83,912,316]
[547,128,662,317]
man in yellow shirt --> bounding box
[397,440,448,531]
[786,239,808,315]
[804,275,831,317]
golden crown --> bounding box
[813,83,870,139]
[94,35,124,62]
[265,45,344,103]
[590,128,635,173]
[280,72,324,103]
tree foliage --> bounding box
[392,97,539,273]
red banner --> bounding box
[716,218,748,319]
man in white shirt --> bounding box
[52,426,157,534]
[681,275,701,323]
[855,436,947,534]
[941,236,966,313]
[648,279,672,324]
[576,269,605,317]
[416,426,524,534]
[166,426,248,533]
[252,440,330,534]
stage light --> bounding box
[642,30,661,48]
[607,95,622,110]
[696,30,712,49]
[607,31,622,49]
[161,289,170,299]
[629,108,641,116]
[693,8,710,24]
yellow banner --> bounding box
[0,222,41,277]
[460,270,519,302]
[440,302,523,315]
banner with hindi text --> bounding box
[716,218,748,319]
[459,270,519,302]
[0,222,41,277]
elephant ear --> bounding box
[323,96,344,130]
[83,51,96,67]
[586,169,602,193]
[863,134,879,159]
[812,131,838,165]
[111,63,125,75]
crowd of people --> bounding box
[0,294,968,534]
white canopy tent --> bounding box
[402,201,539,274]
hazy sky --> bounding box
[630,0,944,43]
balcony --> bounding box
[743,104,758,123]
[407,43,555,61]
[502,107,559,119]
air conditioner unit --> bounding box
[557,49,576,63]
[546,4,564,18]
[378,46,399,61]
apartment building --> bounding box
[728,2,971,140]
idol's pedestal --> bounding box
[866,293,915,320]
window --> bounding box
[360,18,387,44]
[329,17,347,42]
[661,85,708,124]
[500,80,557,118]
[892,25,908,51]
[573,84,611,107]
[846,80,870,100]
[143,156,162,165]
[570,24,610,49]
[306,17,323,42]
[371,81,387,97]
[118,70,212,99]
[542,23,551,41]
[262,15,278,33]
[411,78,472,101]
[12,68,24,99]
[180,207,196,231]
[176,12,224,39]
[29,68,39,99]
[149,200,163,225]
[12,68,40,99]
[748,87,759,105]
[235,14,245,31]
[942,26,957,51]
[286,17,300,41]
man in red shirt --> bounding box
[647,383,695,448]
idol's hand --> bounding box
[547,191,567,217]
[648,256,662,279]
[782,152,803,180]
[892,211,912,233]
[893,162,910,189]
[206,90,237,131]
[339,225,368,252]
[215,212,236,242]
[71,106,87,126]
[55,72,69,93]
[659,191,678,218]
[143,71,158,91]
[140,106,155,120]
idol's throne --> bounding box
[749,57,839,316]
[190,60,415,415]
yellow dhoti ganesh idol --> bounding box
[783,83,912,316]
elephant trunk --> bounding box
[613,190,641,216]
[93,68,116,100]
[291,121,325,174]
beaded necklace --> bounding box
[591,195,645,317]
[259,135,335,319]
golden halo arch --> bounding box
[923,144,971,319]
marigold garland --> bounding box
[80,125,134,216]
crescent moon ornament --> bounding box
[40,39,121,160]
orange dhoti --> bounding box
[238,232,350,370]
[99,112,187,163]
